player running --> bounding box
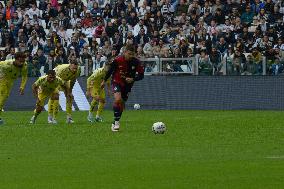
[0,52,27,125]
[86,66,111,122]
[47,61,80,124]
[101,44,144,132]
[30,70,70,124]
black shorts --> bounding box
[112,83,132,101]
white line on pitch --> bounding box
[265,156,284,159]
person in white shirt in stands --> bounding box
[27,3,40,19]
[70,14,81,29]
[133,19,147,37]
[136,1,150,19]
[57,25,67,44]
[92,51,107,71]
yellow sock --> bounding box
[48,99,54,116]
[66,99,72,117]
[53,100,59,119]
[96,101,105,117]
[90,99,98,113]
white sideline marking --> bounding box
[265,156,284,159]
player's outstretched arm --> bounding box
[19,62,28,95]
[32,84,39,102]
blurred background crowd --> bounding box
[0,0,284,76]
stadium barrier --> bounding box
[140,55,271,76]
[5,76,284,111]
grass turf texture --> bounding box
[0,110,284,189]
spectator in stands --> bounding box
[5,47,15,60]
[209,46,222,75]
[134,27,150,46]
[29,37,42,56]
[44,49,57,73]
[67,37,80,57]
[0,2,4,14]
[55,47,67,65]
[105,20,117,38]
[136,44,145,58]
[67,1,80,19]
[274,38,284,50]
[99,31,110,47]
[133,19,147,37]
[216,37,229,56]
[0,13,8,29]
[34,48,46,71]
[93,20,105,38]
[4,1,15,21]
[92,51,106,71]
[127,11,139,28]
[172,48,184,72]
[0,48,6,60]
[271,58,284,75]
[175,0,189,16]
[1,29,14,49]
[27,3,39,19]
[11,11,22,28]
[101,40,112,58]
[242,54,257,75]
[70,13,81,29]
[241,6,255,25]
[143,39,155,57]
[50,0,59,10]
[0,0,283,76]
[112,31,123,51]
[198,49,212,75]
[102,3,112,19]
[136,1,149,19]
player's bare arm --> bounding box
[32,84,38,98]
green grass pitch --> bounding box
[0,110,284,189]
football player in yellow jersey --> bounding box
[86,66,111,122]
[48,61,80,124]
[0,52,27,125]
[30,70,70,124]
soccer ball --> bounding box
[152,122,166,134]
[133,104,141,110]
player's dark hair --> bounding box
[47,70,56,76]
[69,60,78,65]
[14,52,26,59]
[104,61,112,72]
[125,44,136,52]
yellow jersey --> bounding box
[87,68,110,89]
[0,59,28,89]
[34,75,66,94]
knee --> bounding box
[51,93,59,100]
[94,96,100,101]
[114,98,122,105]
[100,98,106,104]
[67,94,74,102]
[36,105,43,112]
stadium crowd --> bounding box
[0,0,284,75]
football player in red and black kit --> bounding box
[101,44,144,132]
